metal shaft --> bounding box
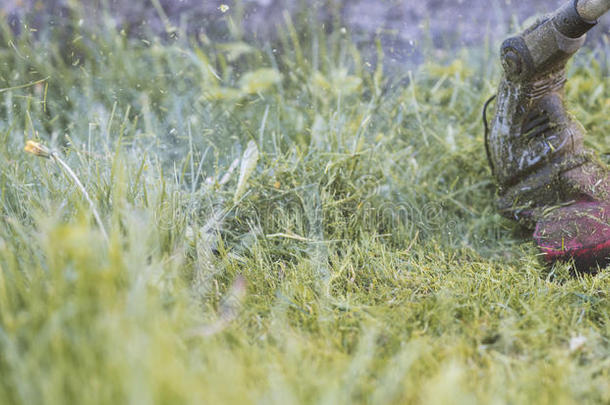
[577,0,610,20]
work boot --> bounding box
[487,0,610,271]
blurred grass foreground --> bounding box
[0,1,610,404]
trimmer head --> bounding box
[534,202,610,272]
[487,0,610,272]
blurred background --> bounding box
[2,0,609,70]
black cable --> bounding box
[483,94,497,176]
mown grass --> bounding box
[0,5,609,405]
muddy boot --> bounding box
[487,0,610,272]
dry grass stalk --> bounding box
[24,140,109,243]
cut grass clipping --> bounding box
[0,6,610,405]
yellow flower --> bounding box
[24,140,51,158]
[218,4,229,13]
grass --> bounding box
[0,5,609,404]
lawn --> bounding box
[0,5,609,404]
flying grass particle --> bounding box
[234,141,259,203]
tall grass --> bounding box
[0,4,609,404]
